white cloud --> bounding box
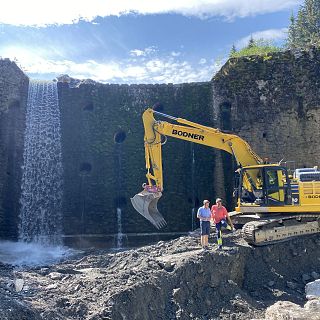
[130,49,145,57]
[4,45,220,83]
[235,28,288,49]
[129,47,157,57]
[171,51,181,57]
[199,58,207,64]
[0,0,301,26]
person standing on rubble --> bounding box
[197,199,211,250]
[211,198,234,250]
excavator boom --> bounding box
[131,108,262,228]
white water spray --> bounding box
[116,208,124,248]
[19,80,63,246]
[0,241,75,266]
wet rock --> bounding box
[157,241,165,248]
[38,267,50,276]
[232,299,250,313]
[306,280,320,300]
[46,283,58,290]
[158,260,175,272]
[228,279,237,286]
[6,280,14,291]
[14,279,24,292]
[49,272,64,280]
[311,272,320,280]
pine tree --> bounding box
[287,0,320,48]
[247,36,255,48]
[229,44,237,57]
[287,12,298,48]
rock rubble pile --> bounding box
[0,231,319,319]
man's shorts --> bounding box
[200,220,210,235]
[216,219,228,230]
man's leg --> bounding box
[221,219,232,230]
[205,221,210,247]
[216,221,222,249]
[200,221,205,247]
[204,235,208,247]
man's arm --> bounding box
[210,206,216,223]
[226,211,235,229]
[197,208,201,219]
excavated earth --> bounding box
[0,231,320,320]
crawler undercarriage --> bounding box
[236,213,320,245]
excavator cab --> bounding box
[237,165,291,206]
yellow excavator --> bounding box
[131,108,320,245]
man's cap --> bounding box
[203,199,210,204]
[216,198,222,203]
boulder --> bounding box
[14,279,24,292]
[305,299,320,312]
[306,279,320,300]
[265,300,320,320]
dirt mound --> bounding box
[0,232,320,319]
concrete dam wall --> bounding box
[0,59,28,239]
[0,47,319,244]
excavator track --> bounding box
[242,214,320,246]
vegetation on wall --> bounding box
[229,38,281,58]
[228,0,320,58]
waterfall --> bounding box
[19,80,63,245]
[116,208,123,248]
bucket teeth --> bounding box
[130,191,167,229]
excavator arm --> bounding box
[131,108,263,228]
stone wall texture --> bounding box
[58,80,214,238]
[0,59,29,239]
[212,48,320,206]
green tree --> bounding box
[287,0,320,48]
[229,44,237,57]
[247,35,255,48]
[287,12,298,48]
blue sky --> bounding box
[0,0,302,84]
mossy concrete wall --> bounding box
[58,80,214,238]
[212,48,320,206]
[0,59,28,239]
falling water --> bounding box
[116,208,124,248]
[19,80,63,246]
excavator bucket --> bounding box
[130,190,167,229]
